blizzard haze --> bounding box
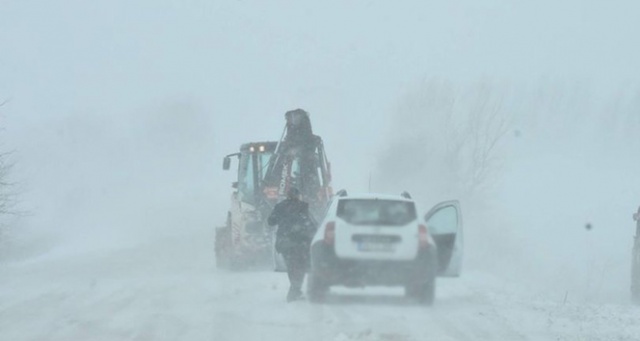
[1,1,640,340]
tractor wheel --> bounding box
[215,226,231,269]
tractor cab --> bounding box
[223,142,278,207]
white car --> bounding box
[307,191,463,305]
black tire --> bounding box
[307,272,329,303]
[405,278,436,306]
[215,227,230,269]
[632,240,640,304]
[228,255,243,271]
[216,215,243,270]
[632,269,640,304]
[632,268,640,304]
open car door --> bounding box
[424,200,463,277]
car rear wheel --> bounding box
[632,240,640,304]
[307,272,329,303]
[405,278,436,306]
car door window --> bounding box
[427,205,457,234]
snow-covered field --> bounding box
[2,2,640,340]
[2,225,639,341]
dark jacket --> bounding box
[268,199,316,252]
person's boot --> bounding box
[287,287,304,302]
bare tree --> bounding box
[463,84,512,193]
[375,79,513,204]
[371,80,518,272]
[0,99,16,220]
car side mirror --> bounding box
[232,181,238,189]
[634,213,638,221]
[223,157,231,170]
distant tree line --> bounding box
[376,79,640,205]
[0,99,16,242]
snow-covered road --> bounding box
[1,229,639,341]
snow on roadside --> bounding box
[2,227,640,341]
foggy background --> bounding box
[1,0,640,307]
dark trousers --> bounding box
[282,243,310,295]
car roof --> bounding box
[336,193,415,202]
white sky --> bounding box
[1,1,639,255]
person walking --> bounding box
[268,187,316,302]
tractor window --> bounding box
[257,152,273,180]
[290,158,301,189]
[316,154,325,187]
[238,153,255,201]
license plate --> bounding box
[357,241,395,252]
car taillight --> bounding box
[324,222,335,245]
[418,224,429,248]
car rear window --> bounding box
[336,199,417,226]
